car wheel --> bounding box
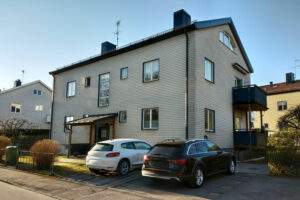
[188,166,204,188]
[227,159,235,175]
[117,159,130,176]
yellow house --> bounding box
[254,73,300,132]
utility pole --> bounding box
[114,20,121,46]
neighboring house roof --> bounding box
[261,80,300,95]
[49,17,253,75]
[0,80,52,95]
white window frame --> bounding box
[120,67,128,80]
[143,59,160,82]
[277,101,287,111]
[235,77,244,87]
[119,111,127,123]
[33,89,42,96]
[66,81,76,97]
[98,73,110,107]
[142,108,159,130]
[205,109,215,132]
[11,103,21,113]
[204,58,214,83]
[35,105,44,111]
[219,31,234,50]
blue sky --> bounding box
[0,0,299,89]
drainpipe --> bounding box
[49,76,55,139]
[185,31,189,140]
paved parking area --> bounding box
[0,164,299,200]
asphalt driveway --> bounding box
[0,163,299,200]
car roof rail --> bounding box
[161,138,185,143]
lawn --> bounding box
[54,156,92,176]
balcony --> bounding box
[233,130,268,148]
[232,85,267,111]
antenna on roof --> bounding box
[21,70,25,82]
[114,20,121,46]
[294,59,300,79]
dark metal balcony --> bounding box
[232,85,267,111]
[233,130,268,148]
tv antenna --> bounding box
[21,70,25,82]
[294,59,300,79]
[114,20,121,46]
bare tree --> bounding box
[0,118,33,144]
[277,104,300,131]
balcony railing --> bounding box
[233,130,268,148]
[232,85,267,111]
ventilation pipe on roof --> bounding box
[173,9,191,29]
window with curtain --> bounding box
[143,59,160,82]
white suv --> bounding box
[86,139,151,175]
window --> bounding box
[33,90,42,96]
[121,142,136,149]
[219,31,234,50]
[264,123,269,129]
[98,73,110,107]
[84,77,91,87]
[120,67,128,80]
[66,81,76,97]
[206,141,220,151]
[134,142,151,150]
[64,116,74,132]
[188,142,208,155]
[204,58,214,82]
[277,101,287,111]
[235,77,244,87]
[143,59,160,82]
[142,108,159,129]
[91,143,114,151]
[205,109,215,132]
[119,111,127,123]
[11,103,21,113]
[35,105,43,111]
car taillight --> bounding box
[170,159,187,166]
[143,155,149,162]
[106,152,120,157]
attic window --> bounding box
[219,31,234,50]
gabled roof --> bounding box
[49,17,253,75]
[0,80,52,95]
[261,80,300,95]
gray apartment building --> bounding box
[50,10,267,154]
[0,80,52,130]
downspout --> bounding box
[49,76,55,139]
[185,30,189,140]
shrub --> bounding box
[30,139,60,169]
[267,131,300,176]
[0,136,11,149]
[0,136,11,158]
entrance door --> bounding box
[96,125,110,142]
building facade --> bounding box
[50,10,263,154]
[0,80,52,130]
[254,73,300,132]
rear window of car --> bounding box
[149,145,183,157]
[91,143,114,151]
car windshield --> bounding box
[91,143,114,151]
[149,145,183,157]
